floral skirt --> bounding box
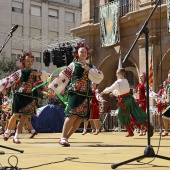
[12,93,37,115]
[65,92,91,119]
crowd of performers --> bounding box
[130,72,170,137]
[0,42,170,147]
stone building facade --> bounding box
[71,0,170,108]
[0,0,81,73]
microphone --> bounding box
[8,24,18,35]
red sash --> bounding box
[118,93,130,116]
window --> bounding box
[11,49,22,60]
[12,1,23,13]
[31,5,41,17]
[32,52,41,63]
[49,9,58,19]
[31,28,41,38]
[65,12,74,22]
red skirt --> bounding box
[90,104,99,119]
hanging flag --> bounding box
[167,0,170,32]
[99,0,120,47]
[149,46,153,88]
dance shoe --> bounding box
[139,129,146,136]
[125,133,134,137]
[13,138,21,144]
[161,132,168,137]
[93,131,99,135]
[29,131,38,138]
[139,132,143,136]
[59,139,70,147]
[82,131,87,135]
[124,125,134,137]
[3,133,9,141]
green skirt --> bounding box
[118,95,147,126]
[65,92,91,119]
[12,93,37,115]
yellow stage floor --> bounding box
[0,131,170,170]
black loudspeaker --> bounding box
[43,45,75,68]
[66,46,74,66]
[43,50,51,67]
[51,49,63,67]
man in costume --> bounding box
[100,68,154,137]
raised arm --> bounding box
[48,62,74,94]
[88,65,104,84]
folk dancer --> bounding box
[100,68,154,137]
[48,43,104,146]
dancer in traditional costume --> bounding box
[82,82,106,135]
[48,43,104,146]
[0,52,49,143]
[133,72,147,136]
[100,68,154,137]
[161,73,170,137]
[155,80,167,134]
[0,88,15,136]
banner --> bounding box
[167,0,170,32]
[99,0,120,47]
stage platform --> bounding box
[0,131,170,170]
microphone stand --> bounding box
[111,0,170,169]
[0,30,24,154]
[0,32,14,53]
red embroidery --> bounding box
[62,79,66,83]
[54,84,58,88]
[63,67,72,80]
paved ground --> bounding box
[0,131,170,170]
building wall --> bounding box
[71,0,170,107]
[0,0,82,74]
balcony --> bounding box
[93,0,167,24]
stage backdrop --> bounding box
[99,0,120,47]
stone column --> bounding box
[81,0,93,24]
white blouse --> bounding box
[48,62,104,94]
[103,78,130,96]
